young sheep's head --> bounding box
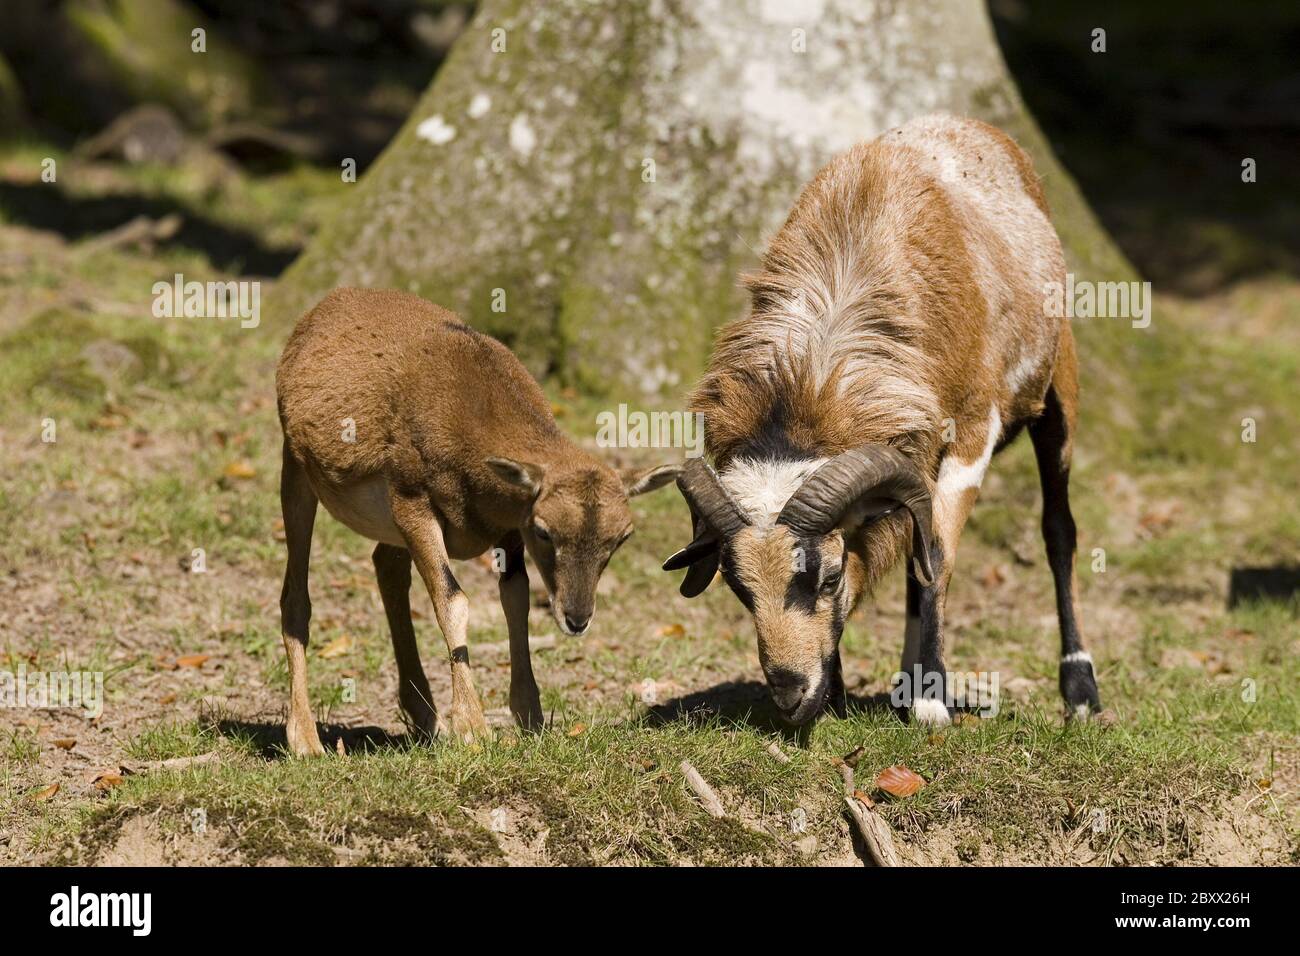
[664,450,936,725]
[487,458,680,635]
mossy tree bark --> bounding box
[272,0,1135,404]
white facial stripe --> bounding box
[719,457,828,526]
[1061,650,1093,665]
[936,405,1001,499]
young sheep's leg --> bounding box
[279,442,325,757]
[496,531,543,731]
[372,543,443,741]
[1029,368,1102,719]
[389,494,489,743]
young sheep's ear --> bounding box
[621,463,681,497]
[485,457,544,497]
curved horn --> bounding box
[776,446,936,586]
[675,456,749,538]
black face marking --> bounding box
[718,542,756,612]
[450,646,470,664]
[783,539,821,613]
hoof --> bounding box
[286,721,327,757]
[912,697,952,727]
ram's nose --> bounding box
[767,667,810,716]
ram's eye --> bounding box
[820,571,842,595]
[533,524,551,542]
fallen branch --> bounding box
[79,213,183,256]
[765,741,791,765]
[680,760,726,818]
[837,757,901,867]
[138,752,220,772]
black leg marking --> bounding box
[899,538,951,725]
[1029,387,1102,716]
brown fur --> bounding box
[275,288,675,752]
[672,115,1099,724]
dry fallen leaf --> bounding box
[979,563,1008,589]
[175,654,211,669]
[223,460,257,480]
[852,788,875,807]
[876,764,926,798]
[52,739,77,751]
[567,722,588,737]
[657,623,686,638]
[30,783,60,802]
[318,634,355,659]
[159,692,177,705]
[93,772,124,792]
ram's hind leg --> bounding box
[1029,338,1102,719]
[279,442,325,756]
[373,543,443,741]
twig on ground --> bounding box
[837,755,902,867]
[680,760,726,818]
[137,752,220,771]
[765,741,791,764]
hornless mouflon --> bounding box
[276,288,678,753]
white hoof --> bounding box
[913,698,951,727]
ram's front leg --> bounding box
[907,410,999,726]
[390,493,489,743]
[496,531,543,731]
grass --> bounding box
[0,141,1297,865]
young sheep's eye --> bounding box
[533,524,551,542]
[820,570,842,595]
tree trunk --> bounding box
[270,0,1135,403]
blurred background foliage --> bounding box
[1,0,1294,297]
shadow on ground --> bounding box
[0,182,297,275]
[208,717,420,759]
[646,679,897,740]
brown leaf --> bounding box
[657,623,686,638]
[175,654,210,669]
[30,783,60,802]
[318,634,354,659]
[1256,778,1273,791]
[567,722,588,737]
[979,564,1007,589]
[52,738,77,751]
[159,692,177,705]
[222,460,257,480]
[93,771,124,791]
[875,764,926,798]
[852,788,875,807]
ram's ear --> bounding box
[485,457,544,498]
[621,463,681,497]
[662,513,721,598]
